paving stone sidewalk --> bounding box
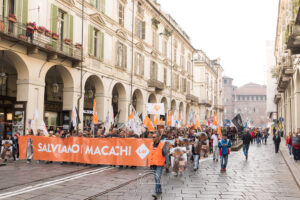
[97,143,300,200]
[280,137,300,187]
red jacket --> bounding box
[286,136,292,145]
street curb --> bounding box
[231,141,243,151]
[280,149,300,189]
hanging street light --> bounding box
[0,72,7,86]
[87,89,94,99]
[52,83,59,95]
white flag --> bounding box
[72,106,78,127]
[40,121,48,136]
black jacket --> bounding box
[242,132,252,145]
[273,135,281,144]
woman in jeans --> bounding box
[286,132,293,158]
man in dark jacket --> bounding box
[273,132,281,153]
[242,130,252,160]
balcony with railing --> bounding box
[287,1,300,54]
[0,17,81,67]
[186,93,199,104]
[198,99,212,107]
[147,78,164,90]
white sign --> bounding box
[146,103,165,115]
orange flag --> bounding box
[92,99,98,123]
[128,112,134,120]
[213,112,218,126]
[153,114,159,126]
[218,126,222,139]
[143,116,155,132]
[167,111,172,126]
[194,114,199,129]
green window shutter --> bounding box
[101,32,104,59]
[15,0,20,22]
[63,13,69,39]
[96,0,100,10]
[3,0,8,17]
[51,4,58,33]
[22,0,28,24]
[90,0,96,7]
[69,15,74,42]
[88,25,94,55]
[102,0,106,13]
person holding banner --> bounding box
[148,132,170,198]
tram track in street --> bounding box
[0,166,114,199]
[0,164,100,192]
[83,171,152,200]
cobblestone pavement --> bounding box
[0,142,299,200]
[97,143,300,200]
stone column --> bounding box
[16,79,45,135]
[295,91,300,130]
[118,97,129,123]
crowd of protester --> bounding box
[0,124,239,167]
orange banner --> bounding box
[19,136,153,166]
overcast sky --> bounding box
[159,0,279,87]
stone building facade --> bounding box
[222,76,235,121]
[234,83,268,128]
[193,50,224,122]
[274,0,300,135]
[0,0,224,136]
[222,77,268,127]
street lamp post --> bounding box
[76,0,84,134]
[160,27,173,114]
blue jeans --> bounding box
[153,166,163,194]
[243,144,250,156]
[220,154,228,169]
[256,137,261,144]
[193,155,200,169]
[288,144,293,155]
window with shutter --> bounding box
[119,3,124,27]
[88,25,94,55]
[136,19,145,40]
[101,32,104,60]
[150,61,157,80]
[2,0,8,18]
[136,53,144,76]
[117,42,126,68]
[22,0,28,24]
[101,0,106,13]
[187,81,190,94]
[164,68,167,85]
[137,2,144,15]
[93,28,99,58]
[51,4,58,33]
[163,40,167,56]
[142,21,146,39]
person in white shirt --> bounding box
[211,130,220,162]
